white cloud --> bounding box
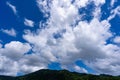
[0,41,31,76]
[36,0,50,17]
[74,0,89,8]
[113,36,120,44]
[19,54,48,74]
[93,0,105,6]
[1,28,17,37]
[24,18,34,27]
[1,41,31,60]
[29,0,120,75]
[0,55,19,76]
[1,0,120,76]
[6,2,17,14]
[73,0,105,8]
[74,65,88,73]
[110,0,117,7]
[107,6,120,21]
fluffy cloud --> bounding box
[73,0,89,7]
[0,41,31,75]
[22,0,117,75]
[113,36,120,44]
[24,18,34,27]
[1,0,120,76]
[23,0,119,75]
[1,28,17,37]
[19,54,48,74]
[3,41,31,60]
[6,2,17,14]
[0,55,19,76]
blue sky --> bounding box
[0,0,120,76]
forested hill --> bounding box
[0,69,120,80]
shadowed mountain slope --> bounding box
[0,69,120,80]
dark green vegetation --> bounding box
[0,75,15,80]
[0,69,120,80]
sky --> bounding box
[0,0,120,76]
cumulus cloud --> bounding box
[1,41,31,60]
[0,56,19,76]
[24,18,34,27]
[0,55,18,76]
[1,28,17,37]
[22,0,119,75]
[25,0,101,72]
[113,36,120,44]
[1,0,120,76]
[0,41,31,75]
[19,54,48,74]
[6,2,17,14]
[73,0,89,8]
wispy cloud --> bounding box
[107,6,120,21]
[1,28,17,37]
[24,18,34,27]
[6,2,17,14]
[110,0,117,7]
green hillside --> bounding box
[0,69,120,80]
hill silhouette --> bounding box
[0,69,120,80]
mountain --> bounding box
[0,75,15,80]
[0,69,120,80]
